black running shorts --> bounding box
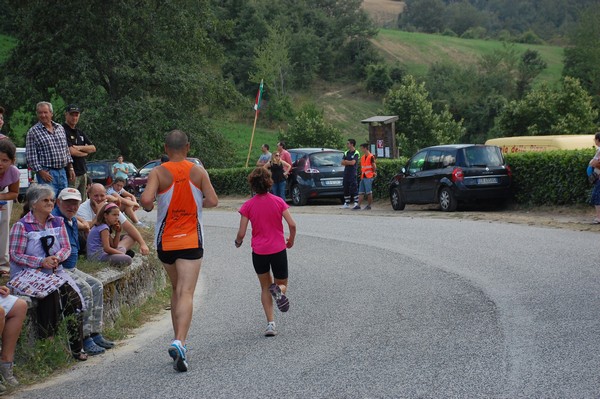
[157,248,204,265]
[252,249,288,280]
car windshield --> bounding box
[127,163,138,176]
[309,152,343,167]
[16,152,27,169]
[463,146,504,167]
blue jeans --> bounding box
[272,180,286,201]
[37,168,68,198]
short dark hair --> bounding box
[595,131,600,142]
[347,139,356,146]
[0,139,16,161]
[113,177,126,185]
[278,141,286,149]
[165,129,189,150]
[247,167,273,194]
[262,144,270,150]
[0,106,4,114]
[360,143,369,149]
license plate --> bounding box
[478,177,498,185]
[323,180,342,186]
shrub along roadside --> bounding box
[209,149,596,207]
[505,148,595,206]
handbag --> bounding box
[7,268,66,299]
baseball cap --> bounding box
[58,187,82,201]
[65,104,81,113]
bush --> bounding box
[207,167,254,196]
[506,149,595,205]
[461,26,486,39]
[442,28,457,37]
[365,64,393,94]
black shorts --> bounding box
[157,248,204,265]
[252,249,288,280]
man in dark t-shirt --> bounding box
[63,104,96,201]
[341,138,360,209]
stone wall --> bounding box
[20,255,166,344]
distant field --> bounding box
[361,0,403,28]
[373,29,565,85]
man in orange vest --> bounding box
[355,143,377,210]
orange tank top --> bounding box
[155,161,204,251]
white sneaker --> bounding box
[264,323,277,337]
[340,203,350,209]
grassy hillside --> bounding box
[373,29,564,85]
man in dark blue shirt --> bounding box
[53,188,115,356]
[63,105,96,201]
[341,139,360,209]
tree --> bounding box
[517,49,547,98]
[493,76,598,136]
[249,24,291,99]
[278,103,344,149]
[399,0,446,33]
[384,75,464,156]
[0,0,239,167]
[563,3,600,110]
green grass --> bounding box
[216,120,280,167]
[374,29,565,85]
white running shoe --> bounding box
[264,323,277,337]
[340,203,350,209]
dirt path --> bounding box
[214,197,600,233]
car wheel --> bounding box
[291,184,307,206]
[439,187,457,212]
[390,187,405,211]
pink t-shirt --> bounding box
[0,165,19,191]
[239,193,289,255]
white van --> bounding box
[15,148,33,200]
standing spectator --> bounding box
[141,129,218,372]
[589,132,600,223]
[277,141,292,166]
[112,155,130,180]
[340,139,360,209]
[235,167,296,337]
[0,139,19,274]
[256,144,272,167]
[9,184,87,361]
[355,143,377,211]
[63,104,96,201]
[53,188,115,356]
[26,102,75,197]
[0,285,27,391]
[263,152,291,201]
[77,183,150,257]
[106,177,145,227]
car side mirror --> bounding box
[401,167,406,174]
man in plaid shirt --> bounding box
[26,101,75,196]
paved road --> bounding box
[11,207,600,398]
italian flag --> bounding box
[253,79,263,113]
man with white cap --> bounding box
[53,187,115,355]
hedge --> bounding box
[505,148,595,205]
[208,149,596,206]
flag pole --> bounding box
[245,111,259,168]
[245,79,263,168]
